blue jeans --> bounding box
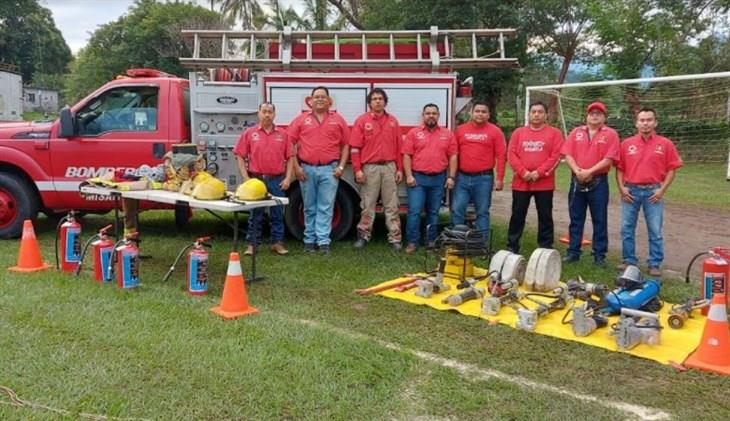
[567,175,609,260]
[621,184,664,268]
[300,162,339,246]
[246,175,285,246]
[406,171,446,245]
[451,172,494,241]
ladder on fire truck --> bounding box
[179,26,519,72]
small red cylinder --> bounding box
[701,250,729,315]
[92,235,115,283]
[59,218,82,273]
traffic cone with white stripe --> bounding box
[684,293,730,375]
[210,252,258,320]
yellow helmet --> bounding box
[192,171,213,184]
[191,177,226,200]
[235,178,268,201]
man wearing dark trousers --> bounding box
[562,101,620,267]
[506,102,563,254]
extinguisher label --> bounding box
[65,227,82,262]
[122,251,140,289]
[99,247,113,282]
[188,255,208,293]
[704,272,726,300]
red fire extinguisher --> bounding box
[75,224,114,283]
[686,247,730,315]
[110,233,140,289]
[163,236,211,296]
[55,210,82,273]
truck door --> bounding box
[49,84,167,209]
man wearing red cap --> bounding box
[506,101,563,254]
[350,88,403,251]
[616,107,682,277]
[561,101,620,267]
[451,101,506,243]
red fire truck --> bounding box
[0,27,518,239]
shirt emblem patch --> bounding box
[251,132,260,140]
[627,144,638,155]
[416,132,426,139]
[654,145,664,154]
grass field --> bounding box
[2,204,730,420]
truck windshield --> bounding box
[77,86,159,136]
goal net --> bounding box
[525,72,730,178]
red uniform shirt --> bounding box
[455,121,507,180]
[617,133,683,184]
[287,110,350,165]
[561,125,620,175]
[508,124,563,191]
[402,125,457,174]
[349,111,402,172]
[233,125,293,175]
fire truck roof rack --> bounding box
[180,26,519,72]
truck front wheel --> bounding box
[284,184,355,242]
[0,173,39,239]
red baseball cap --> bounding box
[586,101,607,114]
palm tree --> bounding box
[261,0,307,30]
[211,0,265,30]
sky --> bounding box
[43,0,303,55]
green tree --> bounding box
[0,0,72,82]
[63,0,225,103]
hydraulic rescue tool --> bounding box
[415,273,450,298]
[354,274,423,295]
[515,286,570,331]
[442,287,486,306]
[564,302,609,337]
[163,236,212,295]
[55,210,82,273]
[667,298,710,329]
[611,308,662,350]
[75,224,114,282]
[481,272,522,316]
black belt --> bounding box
[364,160,394,166]
[625,182,660,189]
[300,159,338,167]
[459,169,494,177]
[250,172,284,179]
[414,170,446,176]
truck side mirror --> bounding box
[58,106,77,138]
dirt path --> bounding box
[490,189,730,273]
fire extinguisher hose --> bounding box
[685,251,710,284]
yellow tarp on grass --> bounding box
[374,269,704,365]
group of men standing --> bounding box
[234,86,682,275]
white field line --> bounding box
[295,319,671,421]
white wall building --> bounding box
[0,66,23,121]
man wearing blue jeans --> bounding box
[402,104,457,254]
[451,101,506,243]
[616,108,682,277]
[288,86,350,253]
[562,102,620,267]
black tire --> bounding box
[174,202,191,230]
[0,173,39,239]
[284,184,356,241]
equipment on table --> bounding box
[235,178,269,201]
[611,308,662,350]
[415,273,450,298]
[191,176,226,200]
[668,298,710,329]
[163,236,212,295]
[605,266,662,315]
[685,247,729,315]
[109,232,140,289]
[488,250,526,286]
[55,210,82,273]
[524,248,561,292]
[75,224,114,283]
[515,287,570,331]
[441,287,486,306]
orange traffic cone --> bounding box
[684,293,730,375]
[210,252,258,320]
[559,235,591,246]
[9,220,52,273]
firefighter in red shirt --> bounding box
[288,86,350,254]
[506,101,563,254]
[616,107,682,277]
[562,101,620,267]
[451,101,506,243]
[350,88,403,251]
[402,103,458,254]
[234,102,294,256]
